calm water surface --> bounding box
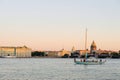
[0,58,120,80]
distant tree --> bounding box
[98,53,109,58]
[111,52,120,58]
[32,51,46,57]
[70,52,80,58]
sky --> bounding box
[0,0,120,51]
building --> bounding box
[90,41,97,54]
[58,48,70,57]
[45,51,59,58]
[71,46,76,53]
[72,41,96,57]
[76,50,90,55]
[0,46,31,58]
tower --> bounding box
[71,46,75,52]
[90,41,97,54]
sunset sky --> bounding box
[0,0,120,51]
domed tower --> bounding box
[71,46,75,52]
[90,41,97,54]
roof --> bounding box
[0,46,30,49]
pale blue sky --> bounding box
[0,0,120,51]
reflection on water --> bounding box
[0,58,120,80]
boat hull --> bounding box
[75,61,105,65]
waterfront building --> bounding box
[0,46,31,58]
[76,50,90,56]
[58,48,70,57]
[45,51,59,57]
[72,41,96,57]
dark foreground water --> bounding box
[0,58,120,80]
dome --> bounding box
[91,41,96,47]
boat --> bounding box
[1,56,16,58]
[74,57,106,65]
[74,29,106,65]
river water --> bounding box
[0,58,120,80]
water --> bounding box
[0,58,120,80]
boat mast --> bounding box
[85,28,87,59]
[85,28,87,51]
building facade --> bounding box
[58,48,70,57]
[45,51,59,58]
[0,46,31,58]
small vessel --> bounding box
[74,29,106,65]
[74,57,106,65]
[1,56,16,58]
